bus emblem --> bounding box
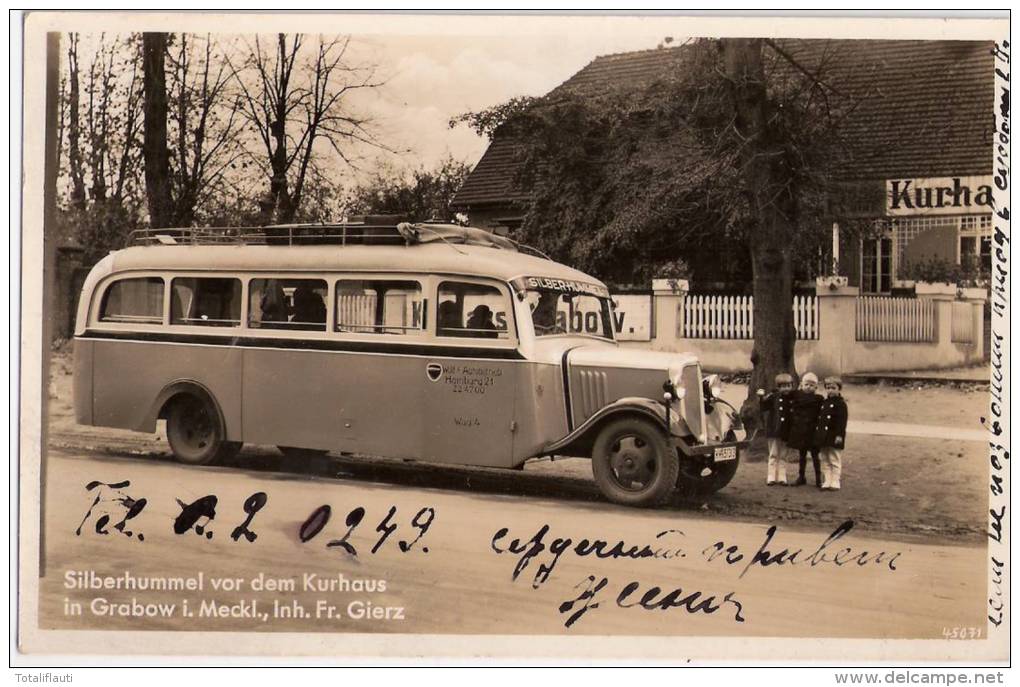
[425,363,443,382]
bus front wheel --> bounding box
[591,417,679,507]
[165,394,238,466]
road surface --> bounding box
[37,445,987,640]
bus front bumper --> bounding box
[674,439,748,466]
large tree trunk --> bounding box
[720,38,798,421]
[268,34,295,224]
[749,244,797,399]
[142,33,173,229]
[269,116,292,223]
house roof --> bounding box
[452,39,995,211]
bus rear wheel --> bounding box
[165,394,238,466]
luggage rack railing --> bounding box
[128,224,409,247]
[127,222,553,260]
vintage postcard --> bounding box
[14,11,1011,664]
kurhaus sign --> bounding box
[885,176,993,216]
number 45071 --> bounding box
[942,626,983,639]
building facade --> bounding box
[838,175,993,293]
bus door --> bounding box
[425,278,519,468]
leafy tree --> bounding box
[450,96,537,140]
[454,38,862,411]
[345,157,472,222]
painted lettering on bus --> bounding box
[525,276,610,299]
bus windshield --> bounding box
[525,289,614,340]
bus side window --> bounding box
[170,277,242,327]
[99,277,165,324]
[336,279,423,335]
[249,278,327,332]
[437,281,510,340]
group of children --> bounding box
[757,372,849,491]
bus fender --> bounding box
[143,379,229,437]
[542,397,691,457]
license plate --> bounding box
[714,446,737,462]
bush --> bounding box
[652,257,693,282]
[901,255,989,287]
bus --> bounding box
[73,221,745,507]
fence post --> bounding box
[960,286,988,361]
[651,279,689,350]
[813,278,858,376]
[915,281,956,356]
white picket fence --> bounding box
[855,297,935,342]
[336,293,377,330]
[681,294,818,340]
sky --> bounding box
[340,30,678,174]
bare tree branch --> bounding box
[763,38,845,99]
[232,32,388,223]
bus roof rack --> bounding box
[128,219,552,260]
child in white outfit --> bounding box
[757,373,795,486]
[815,376,849,490]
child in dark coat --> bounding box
[787,372,823,487]
[815,376,849,490]
[757,372,795,486]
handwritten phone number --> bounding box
[76,479,435,557]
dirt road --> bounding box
[39,445,987,640]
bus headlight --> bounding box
[661,380,686,403]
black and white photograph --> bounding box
[12,10,1011,667]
